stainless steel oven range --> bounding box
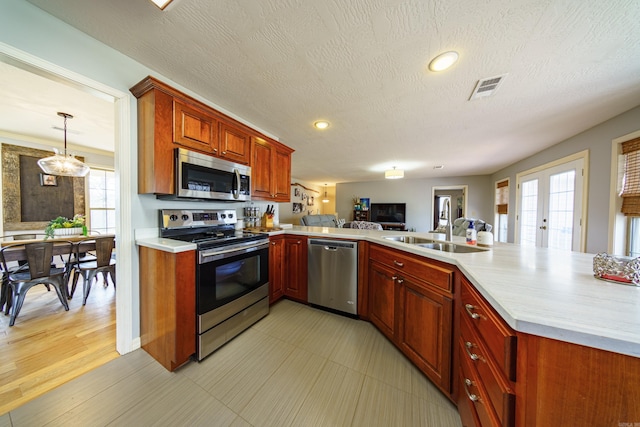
[160,209,269,361]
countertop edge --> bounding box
[136,226,640,358]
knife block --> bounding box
[261,213,274,228]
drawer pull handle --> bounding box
[465,341,480,361]
[465,304,481,319]
[393,260,404,267]
[463,378,479,402]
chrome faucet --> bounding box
[445,198,453,241]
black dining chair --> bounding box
[0,241,73,326]
[69,236,116,305]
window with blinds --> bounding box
[496,180,509,214]
[620,136,640,216]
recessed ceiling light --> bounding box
[314,121,330,130]
[150,0,174,10]
[428,51,459,72]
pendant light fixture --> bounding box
[38,112,90,177]
[322,184,330,203]
[385,166,404,179]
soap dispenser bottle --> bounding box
[466,220,477,245]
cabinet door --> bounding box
[219,122,251,164]
[251,137,274,199]
[399,277,453,393]
[272,146,291,201]
[174,100,218,153]
[269,236,285,304]
[284,236,307,302]
[368,261,398,341]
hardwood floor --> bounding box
[0,278,117,415]
[2,300,462,426]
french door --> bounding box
[517,159,584,250]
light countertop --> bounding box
[136,226,640,358]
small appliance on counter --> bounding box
[477,230,494,247]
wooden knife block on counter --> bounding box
[261,213,274,228]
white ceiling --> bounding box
[0,61,115,154]
[13,0,640,184]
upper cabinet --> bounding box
[130,76,290,195]
[219,122,250,165]
[251,136,293,202]
[174,100,218,154]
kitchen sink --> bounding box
[384,236,488,253]
[417,242,488,253]
[383,236,438,244]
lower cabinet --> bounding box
[283,235,308,302]
[399,278,453,393]
[139,246,196,371]
[458,276,516,427]
[269,235,285,304]
[369,261,398,341]
[368,244,454,396]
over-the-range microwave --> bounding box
[162,148,251,202]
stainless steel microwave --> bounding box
[174,148,251,201]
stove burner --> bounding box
[159,208,268,251]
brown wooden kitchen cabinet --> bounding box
[458,277,516,426]
[368,243,455,395]
[139,246,195,371]
[283,235,307,302]
[174,99,218,154]
[399,276,453,393]
[130,76,293,195]
[368,261,398,341]
[269,235,285,304]
[251,136,293,202]
[219,122,251,165]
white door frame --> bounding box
[515,150,589,252]
[0,42,135,354]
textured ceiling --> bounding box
[14,0,640,184]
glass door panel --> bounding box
[519,179,539,247]
[517,158,583,251]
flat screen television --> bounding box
[370,203,406,224]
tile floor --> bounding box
[1,300,462,426]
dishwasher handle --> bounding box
[309,238,357,250]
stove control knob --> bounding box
[182,214,190,221]
[228,213,234,219]
[221,214,226,219]
[169,214,178,221]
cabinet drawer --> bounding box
[458,340,502,427]
[460,314,515,427]
[369,244,453,292]
[461,278,517,381]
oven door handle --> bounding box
[199,241,267,261]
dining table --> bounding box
[0,234,115,262]
[0,234,115,312]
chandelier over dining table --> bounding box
[37,112,90,177]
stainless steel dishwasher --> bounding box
[307,238,358,315]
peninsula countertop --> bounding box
[136,226,640,358]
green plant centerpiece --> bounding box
[44,214,88,239]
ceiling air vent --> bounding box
[469,74,508,100]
